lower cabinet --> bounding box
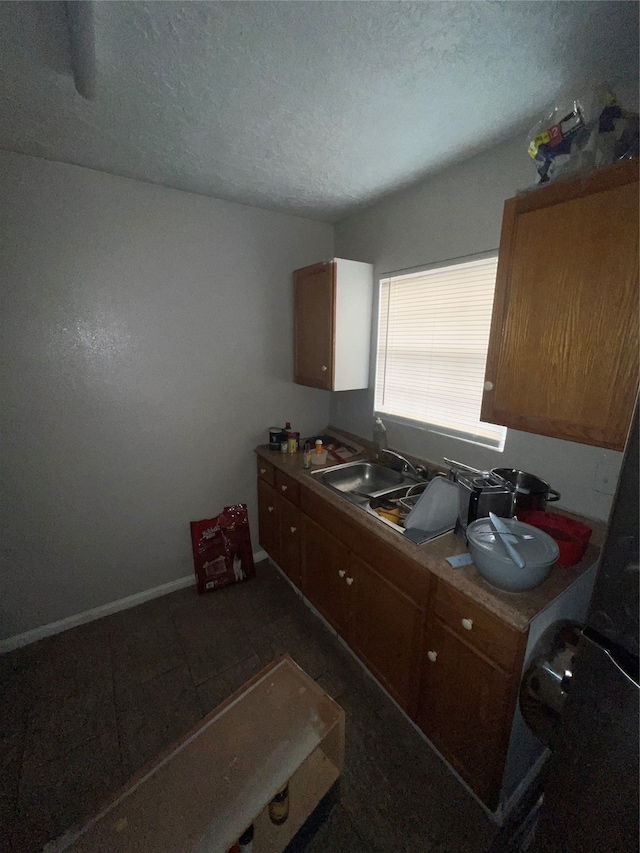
[257,476,301,586]
[257,478,280,565]
[415,580,526,809]
[301,515,350,635]
[278,497,302,587]
[256,459,528,810]
[416,615,515,809]
[349,555,425,714]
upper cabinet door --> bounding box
[482,160,639,451]
[293,258,373,392]
[294,261,335,390]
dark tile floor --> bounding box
[0,561,498,853]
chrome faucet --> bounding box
[382,448,422,478]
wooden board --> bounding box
[51,657,344,853]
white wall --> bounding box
[0,151,332,640]
[331,136,623,522]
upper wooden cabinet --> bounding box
[293,258,373,391]
[482,159,639,451]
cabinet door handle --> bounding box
[483,381,493,391]
[290,526,297,534]
[281,485,288,492]
[268,506,274,513]
[346,577,354,586]
[461,618,473,631]
[321,365,328,372]
[260,468,266,475]
[427,650,438,663]
[338,570,346,578]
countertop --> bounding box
[255,445,602,633]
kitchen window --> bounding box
[375,253,506,450]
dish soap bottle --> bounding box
[373,417,388,459]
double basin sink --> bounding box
[310,460,431,534]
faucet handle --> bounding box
[382,447,420,477]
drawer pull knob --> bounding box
[281,485,288,492]
[483,381,494,391]
[346,576,354,586]
[427,650,438,663]
[268,506,274,513]
[321,365,328,372]
[338,570,346,578]
[290,526,297,534]
[260,468,266,474]
[462,618,473,631]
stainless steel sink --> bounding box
[313,461,413,496]
[311,460,453,543]
[364,483,428,531]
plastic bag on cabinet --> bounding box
[526,83,639,186]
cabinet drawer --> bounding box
[433,581,525,673]
[275,469,300,505]
[256,458,275,486]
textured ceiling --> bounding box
[0,1,638,221]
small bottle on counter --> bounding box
[303,442,313,468]
[268,782,290,825]
[312,439,328,466]
[278,421,292,449]
[269,427,283,451]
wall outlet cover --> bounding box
[594,459,619,496]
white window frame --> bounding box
[374,251,507,451]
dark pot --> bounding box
[490,468,561,515]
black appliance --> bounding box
[531,403,639,853]
[456,473,513,531]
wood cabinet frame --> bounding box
[293,261,336,390]
[293,258,373,391]
[417,581,527,809]
[256,455,530,809]
[482,159,639,451]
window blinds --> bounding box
[375,256,506,447]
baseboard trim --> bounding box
[1,549,268,654]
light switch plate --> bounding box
[594,458,621,496]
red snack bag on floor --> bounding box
[190,504,256,594]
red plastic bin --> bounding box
[519,511,592,567]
